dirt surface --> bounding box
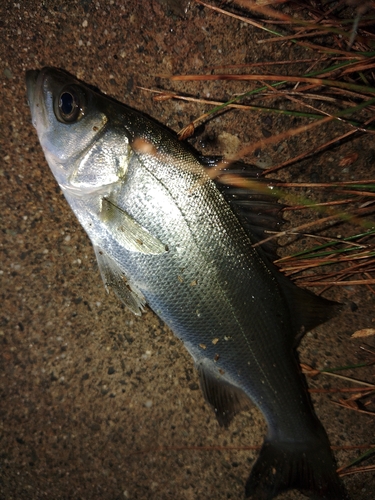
[1,1,374,499]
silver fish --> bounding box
[26,67,349,500]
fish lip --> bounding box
[25,68,50,129]
[26,69,40,114]
[25,69,50,113]
[25,69,40,107]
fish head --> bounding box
[26,67,130,196]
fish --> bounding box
[26,67,350,500]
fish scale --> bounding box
[26,67,350,500]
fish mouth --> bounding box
[25,68,49,130]
[25,69,40,109]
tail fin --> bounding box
[245,439,350,500]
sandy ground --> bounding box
[1,1,374,499]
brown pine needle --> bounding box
[138,87,254,110]
[283,199,360,210]
[283,260,375,276]
[253,213,345,249]
[299,278,375,286]
[259,29,339,44]
[230,0,295,23]
[363,272,375,294]
[333,400,375,416]
[334,444,375,451]
[285,39,366,58]
[168,74,375,96]
[302,364,375,388]
[193,0,281,33]
[322,375,374,389]
[211,116,334,176]
[211,57,342,70]
[309,387,374,394]
[275,180,375,187]
[281,259,375,275]
[341,57,375,75]
[339,464,375,477]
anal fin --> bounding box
[196,359,251,427]
[94,245,146,316]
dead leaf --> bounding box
[352,328,375,338]
[339,152,358,167]
[301,363,320,377]
[338,398,359,410]
[178,123,195,140]
[153,92,175,102]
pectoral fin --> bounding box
[101,197,168,255]
[94,245,146,316]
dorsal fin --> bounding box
[200,156,284,262]
[269,262,342,345]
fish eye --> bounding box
[55,85,86,123]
